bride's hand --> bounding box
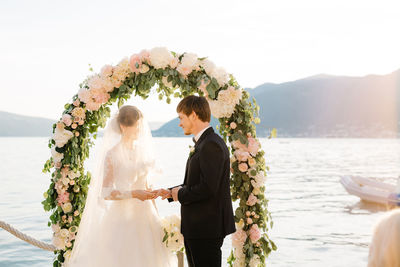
[152,189,171,200]
[104,190,121,200]
[134,190,156,201]
[110,190,121,199]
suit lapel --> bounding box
[194,127,214,149]
[183,127,214,185]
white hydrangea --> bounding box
[180,53,198,70]
[211,66,229,86]
[52,235,66,250]
[51,147,64,163]
[208,99,236,118]
[200,58,216,76]
[149,47,174,69]
[53,126,74,148]
[208,86,243,118]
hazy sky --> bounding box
[1,0,399,122]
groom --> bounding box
[155,95,235,267]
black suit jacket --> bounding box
[169,127,236,239]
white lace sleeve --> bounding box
[101,152,115,199]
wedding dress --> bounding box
[66,111,176,267]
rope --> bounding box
[0,220,56,252]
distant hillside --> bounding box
[251,69,400,137]
[152,117,220,137]
[154,70,400,138]
[0,111,56,136]
[0,111,169,137]
[2,69,399,138]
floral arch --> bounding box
[42,47,276,267]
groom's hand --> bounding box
[171,186,182,202]
[153,189,172,200]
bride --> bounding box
[66,105,176,267]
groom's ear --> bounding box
[189,111,197,121]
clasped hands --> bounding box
[151,186,182,201]
[106,186,182,202]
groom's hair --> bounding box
[177,95,211,122]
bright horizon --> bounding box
[1,0,399,122]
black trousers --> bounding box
[184,237,224,267]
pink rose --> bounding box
[129,54,142,73]
[232,139,247,151]
[94,92,110,104]
[73,99,80,107]
[247,218,253,224]
[61,114,72,127]
[70,180,75,185]
[78,120,84,125]
[198,80,209,97]
[246,193,258,206]
[100,65,113,78]
[177,64,192,77]
[57,192,70,205]
[169,57,179,69]
[139,49,150,63]
[61,166,69,179]
[56,122,64,130]
[238,163,248,172]
[249,224,261,243]
[234,150,250,162]
[247,137,261,156]
[246,211,251,217]
[74,210,79,216]
[230,122,237,129]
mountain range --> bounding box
[154,69,400,138]
[2,69,399,138]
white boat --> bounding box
[340,175,399,205]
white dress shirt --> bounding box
[194,126,211,142]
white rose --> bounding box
[59,228,70,238]
[180,53,198,70]
[149,47,174,69]
[51,147,64,163]
[139,64,150,73]
[62,203,73,213]
[61,177,70,186]
[68,170,80,180]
